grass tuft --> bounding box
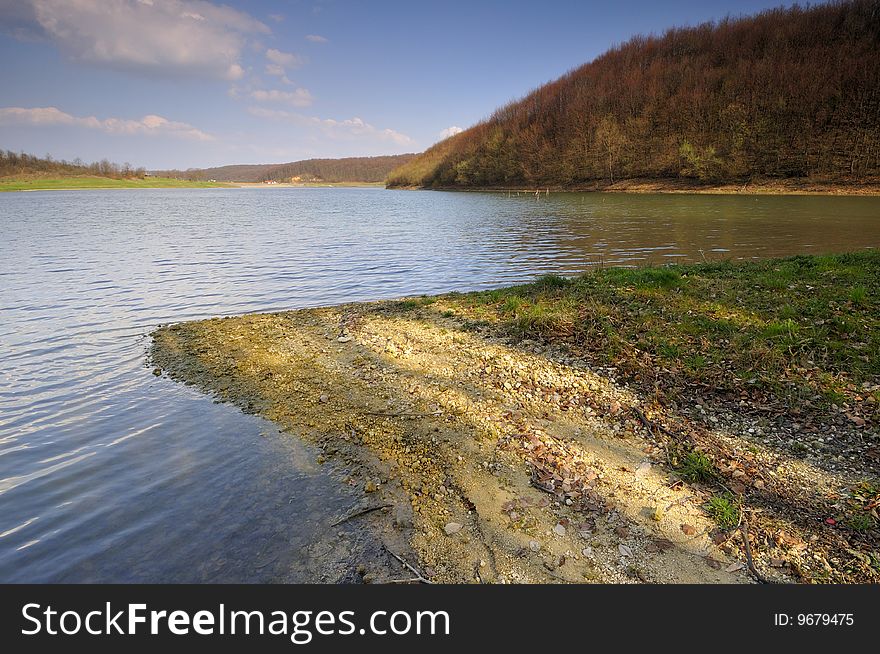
[706,493,740,529]
[676,449,716,483]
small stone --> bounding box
[319,394,329,403]
[152,368,162,376]
[651,506,665,521]
[364,480,379,493]
[553,523,566,536]
[529,540,541,552]
[681,524,697,536]
[618,543,633,557]
[337,335,353,343]
[581,546,593,557]
[444,522,463,535]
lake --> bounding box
[1,187,878,582]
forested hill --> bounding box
[160,153,417,183]
[387,1,880,189]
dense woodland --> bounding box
[260,154,417,183]
[387,1,880,188]
[0,150,146,179]
[160,154,416,183]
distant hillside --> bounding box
[156,163,277,183]
[160,154,417,183]
[388,1,880,189]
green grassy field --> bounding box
[0,176,234,192]
[441,251,880,411]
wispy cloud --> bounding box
[250,88,314,108]
[0,0,269,80]
[248,107,414,147]
[305,34,328,43]
[439,126,464,139]
[268,13,284,23]
[0,106,214,141]
[265,48,305,69]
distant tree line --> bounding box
[156,154,417,183]
[387,0,880,188]
[0,150,146,179]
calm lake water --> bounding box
[1,187,878,582]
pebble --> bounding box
[553,523,567,536]
[529,540,541,552]
[444,522,463,535]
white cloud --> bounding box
[268,13,284,23]
[0,0,269,79]
[0,106,214,141]
[248,107,414,147]
[265,48,304,68]
[265,63,285,77]
[250,88,314,107]
[305,34,328,43]
[439,126,464,139]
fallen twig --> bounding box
[383,545,433,584]
[633,407,677,438]
[741,514,774,584]
[331,503,393,527]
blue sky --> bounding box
[0,0,792,169]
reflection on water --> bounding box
[1,188,878,582]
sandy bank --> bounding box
[152,303,752,584]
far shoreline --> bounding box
[387,177,880,197]
[0,176,385,193]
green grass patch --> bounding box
[395,296,436,311]
[439,252,880,411]
[845,512,876,532]
[706,493,741,529]
[848,285,868,306]
[675,449,716,483]
[533,273,572,290]
[0,175,232,192]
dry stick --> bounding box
[741,514,773,584]
[632,407,676,439]
[330,503,393,527]
[383,545,433,584]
